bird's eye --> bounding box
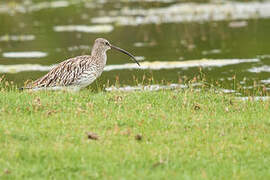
[105,42,109,46]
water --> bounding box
[0,0,270,95]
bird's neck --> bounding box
[91,47,107,66]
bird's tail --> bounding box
[19,80,36,91]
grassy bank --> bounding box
[0,87,269,179]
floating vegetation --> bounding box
[0,59,259,73]
[0,35,35,42]
[92,2,270,25]
[53,25,114,33]
[2,51,47,58]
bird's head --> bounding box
[94,38,111,51]
[92,38,140,66]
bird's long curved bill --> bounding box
[110,45,140,66]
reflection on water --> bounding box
[0,0,78,14]
[0,64,53,73]
[0,58,259,73]
[105,83,188,92]
[53,25,114,33]
[0,0,270,95]
[2,52,48,58]
[236,96,270,101]
[228,21,248,28]
[0,34,35,42]
[106,84,237,95]
[248,66,270,73]
[92,1,270,25]
[261,79,270,84]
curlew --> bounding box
[22,38,140,91]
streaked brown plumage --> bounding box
[23,38,140,91]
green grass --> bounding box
[0,87,269,179]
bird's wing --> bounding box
[29,55,94,88]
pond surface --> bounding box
[0,0,270,95]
